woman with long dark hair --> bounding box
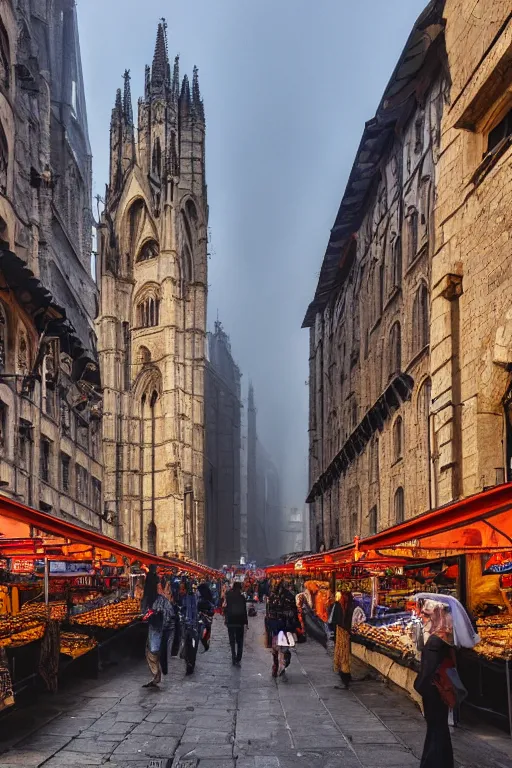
[265,581,299,678]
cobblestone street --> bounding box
[1,612,512,768]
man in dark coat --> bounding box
[224,582,248,665]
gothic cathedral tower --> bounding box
[96,22,207,560]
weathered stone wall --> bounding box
[308,68,446,548]
[431,4,512,505]
[0,0,106,532]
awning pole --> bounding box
[44,557,49,606]
[506,659,512,739]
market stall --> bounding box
[0,494,221,709]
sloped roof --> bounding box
[302,0,445,328]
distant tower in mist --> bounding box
[246,382,283,564]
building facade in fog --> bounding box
[246,383,282,564]
[305,0,512,553]
[282,507,309,557]
[204,321,241,567]
[96,23,208,559]
[0,0,104,531]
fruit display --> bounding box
[60,632,98,659]
[49,601,67,621]
[474,615,512,660]
[71,597,141,629]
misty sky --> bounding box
[77,0,427,517]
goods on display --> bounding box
[474,614,512,661]
[353,615,419,659]
[0,605,47,647]
[60,632,98,659]
[71,597,141,629]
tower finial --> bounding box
[172,54,180,103]
[192,65,204,120]
[180,73,191,118]
[151,19,170,94]
[123,69,133,125]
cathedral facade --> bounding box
[96,23,208,559]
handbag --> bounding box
[277,630,296,647]
[433,653,467,709]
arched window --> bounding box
[128,199,144,262]
[0,303,7,372]
[392,235,402,289]
[389,322,401,379]
[369,438,379,484]
[185,199,198,223]
[136,297,160,328]
[0,399,7,454]
[393,416,403,462]
[412,282,429,354]
[17,332,28,374]
[369,506,378,535]
[138,346,151,364]
[407,208,419,263]
[0,119,8,196]
[394,486,405,524]
[147,521,157,555]
[136,239,159,262]
[183,245,193,284]
[0,18,10,90]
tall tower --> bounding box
[96,21,208,559]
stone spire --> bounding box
[123,69,133,125]
[113,88,122,122]
[180,73,191,118]
[151,19,169,95]
[172,55,180,103]
[192,65,204,121]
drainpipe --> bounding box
[441,274,463,500]
[139,395,145,549]
[150,391,157,549]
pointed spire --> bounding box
[180,74,191,118]
[144,65,151,100]
[192,65,204,120]
[172,55,180,103]
[123,69,133,125]
[151,18,169,94]
[111,88,122,124]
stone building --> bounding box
[304,1,446,550]
[246,383,283,564]
[305,0,512,552]
[96,22,208,559]
[204,321,242,568]
[0,0,104,531]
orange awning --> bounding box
[0,495,221,579]
[301,484,512,568]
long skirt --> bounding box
[420,688,454,768]
[333,627,351,686]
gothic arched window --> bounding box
[393,416,403,462]
[407,208,419,264]
[136,239,159,262]
[0,303,7,372]
[389,322,401,379]
[17,331,28,374]
[0,119,8,196]
[128,199,144,262]
[394,486,405,524]
[392,235,402,289]
[0,18,10,90]
[137,297,160,328]
[412,282,429,354]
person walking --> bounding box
[413,595,479,768]
[265,581,299,678]
[331,590,355,689]
[224,582,248,665]
[181,582,200,675]
[197,582,215,651]
[143,578,175,688]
